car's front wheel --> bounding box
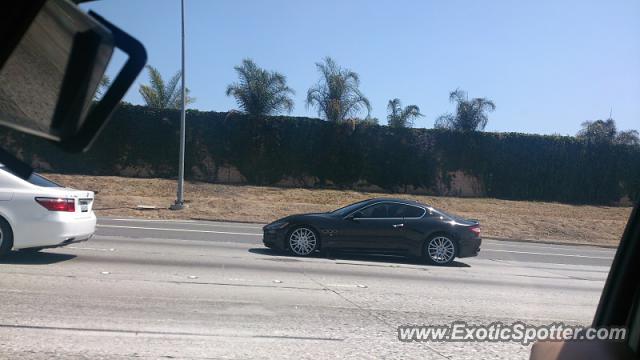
[425,234,457,265]
[288,226,318,256]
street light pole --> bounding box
[171,0,186,210]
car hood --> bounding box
[267,212,332,226]
[286,212,332,220]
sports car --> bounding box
[263,198,481,265]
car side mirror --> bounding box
[0,0,147,152]
[347,211,363,221]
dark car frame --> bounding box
[263,198,481,265]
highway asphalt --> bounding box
[0,217,617,359]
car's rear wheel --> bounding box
[0,217,14,257]
[288,226,318,256]
[425,234,457,265]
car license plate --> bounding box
[79,200,89,212]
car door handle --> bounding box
[392,223,404,228]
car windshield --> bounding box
[330,200,371,217]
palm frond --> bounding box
[94,75,112,100]
[146,65,165,105]
[306,57,370,122]
[438,89,494,131]
[138,65,194,109]
[387,99,422,128]
[139,84,161,108]
[449,88,466,103]
[225,59,295,116]
[165,71,182,109]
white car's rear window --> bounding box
[0,165,62,188]
[26,173,62,188]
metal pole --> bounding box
[171,0,186,210]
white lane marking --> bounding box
[109,218,196,222]
[97,224,262,236]
[482,248,612,260]
[91,235,256,248]
[483,240,616,253]
[326,283,367,288]
[103,218,264,229]
[67,246,115,252]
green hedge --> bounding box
[1,104,638,204]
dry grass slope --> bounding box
[48,174,633,247]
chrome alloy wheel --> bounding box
[427,236,455,264]
[288,227,317,256]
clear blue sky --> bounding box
[81,0,639,135]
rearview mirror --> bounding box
[0,0,146,152]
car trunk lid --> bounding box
[70,190,95,216]
[38,188,95,217]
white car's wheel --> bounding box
[0,218,13,257]
[425,234,457,265]
[288,227,318,256]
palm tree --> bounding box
[435,89,495,132]
[577,118,639,145]
[225,59,295,115]
[616,130,640,146]
[306,57,371,122]
[386,98,423,128]
[577,119,617,143]
[93,75,111,100]
[139,65,195,109]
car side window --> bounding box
[387,204,407,218]
[355,203,389,218]
[424,208,439,218]
[390,204,425,218]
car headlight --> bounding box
[267,221,289,230]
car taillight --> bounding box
[469,225,481,236]
[35,197,75,212]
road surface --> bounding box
[0,217,617,359]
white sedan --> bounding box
[0,165,96,256]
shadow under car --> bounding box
[248,247,470,268]
[0,251,76,265]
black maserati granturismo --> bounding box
[262,198,481,265]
